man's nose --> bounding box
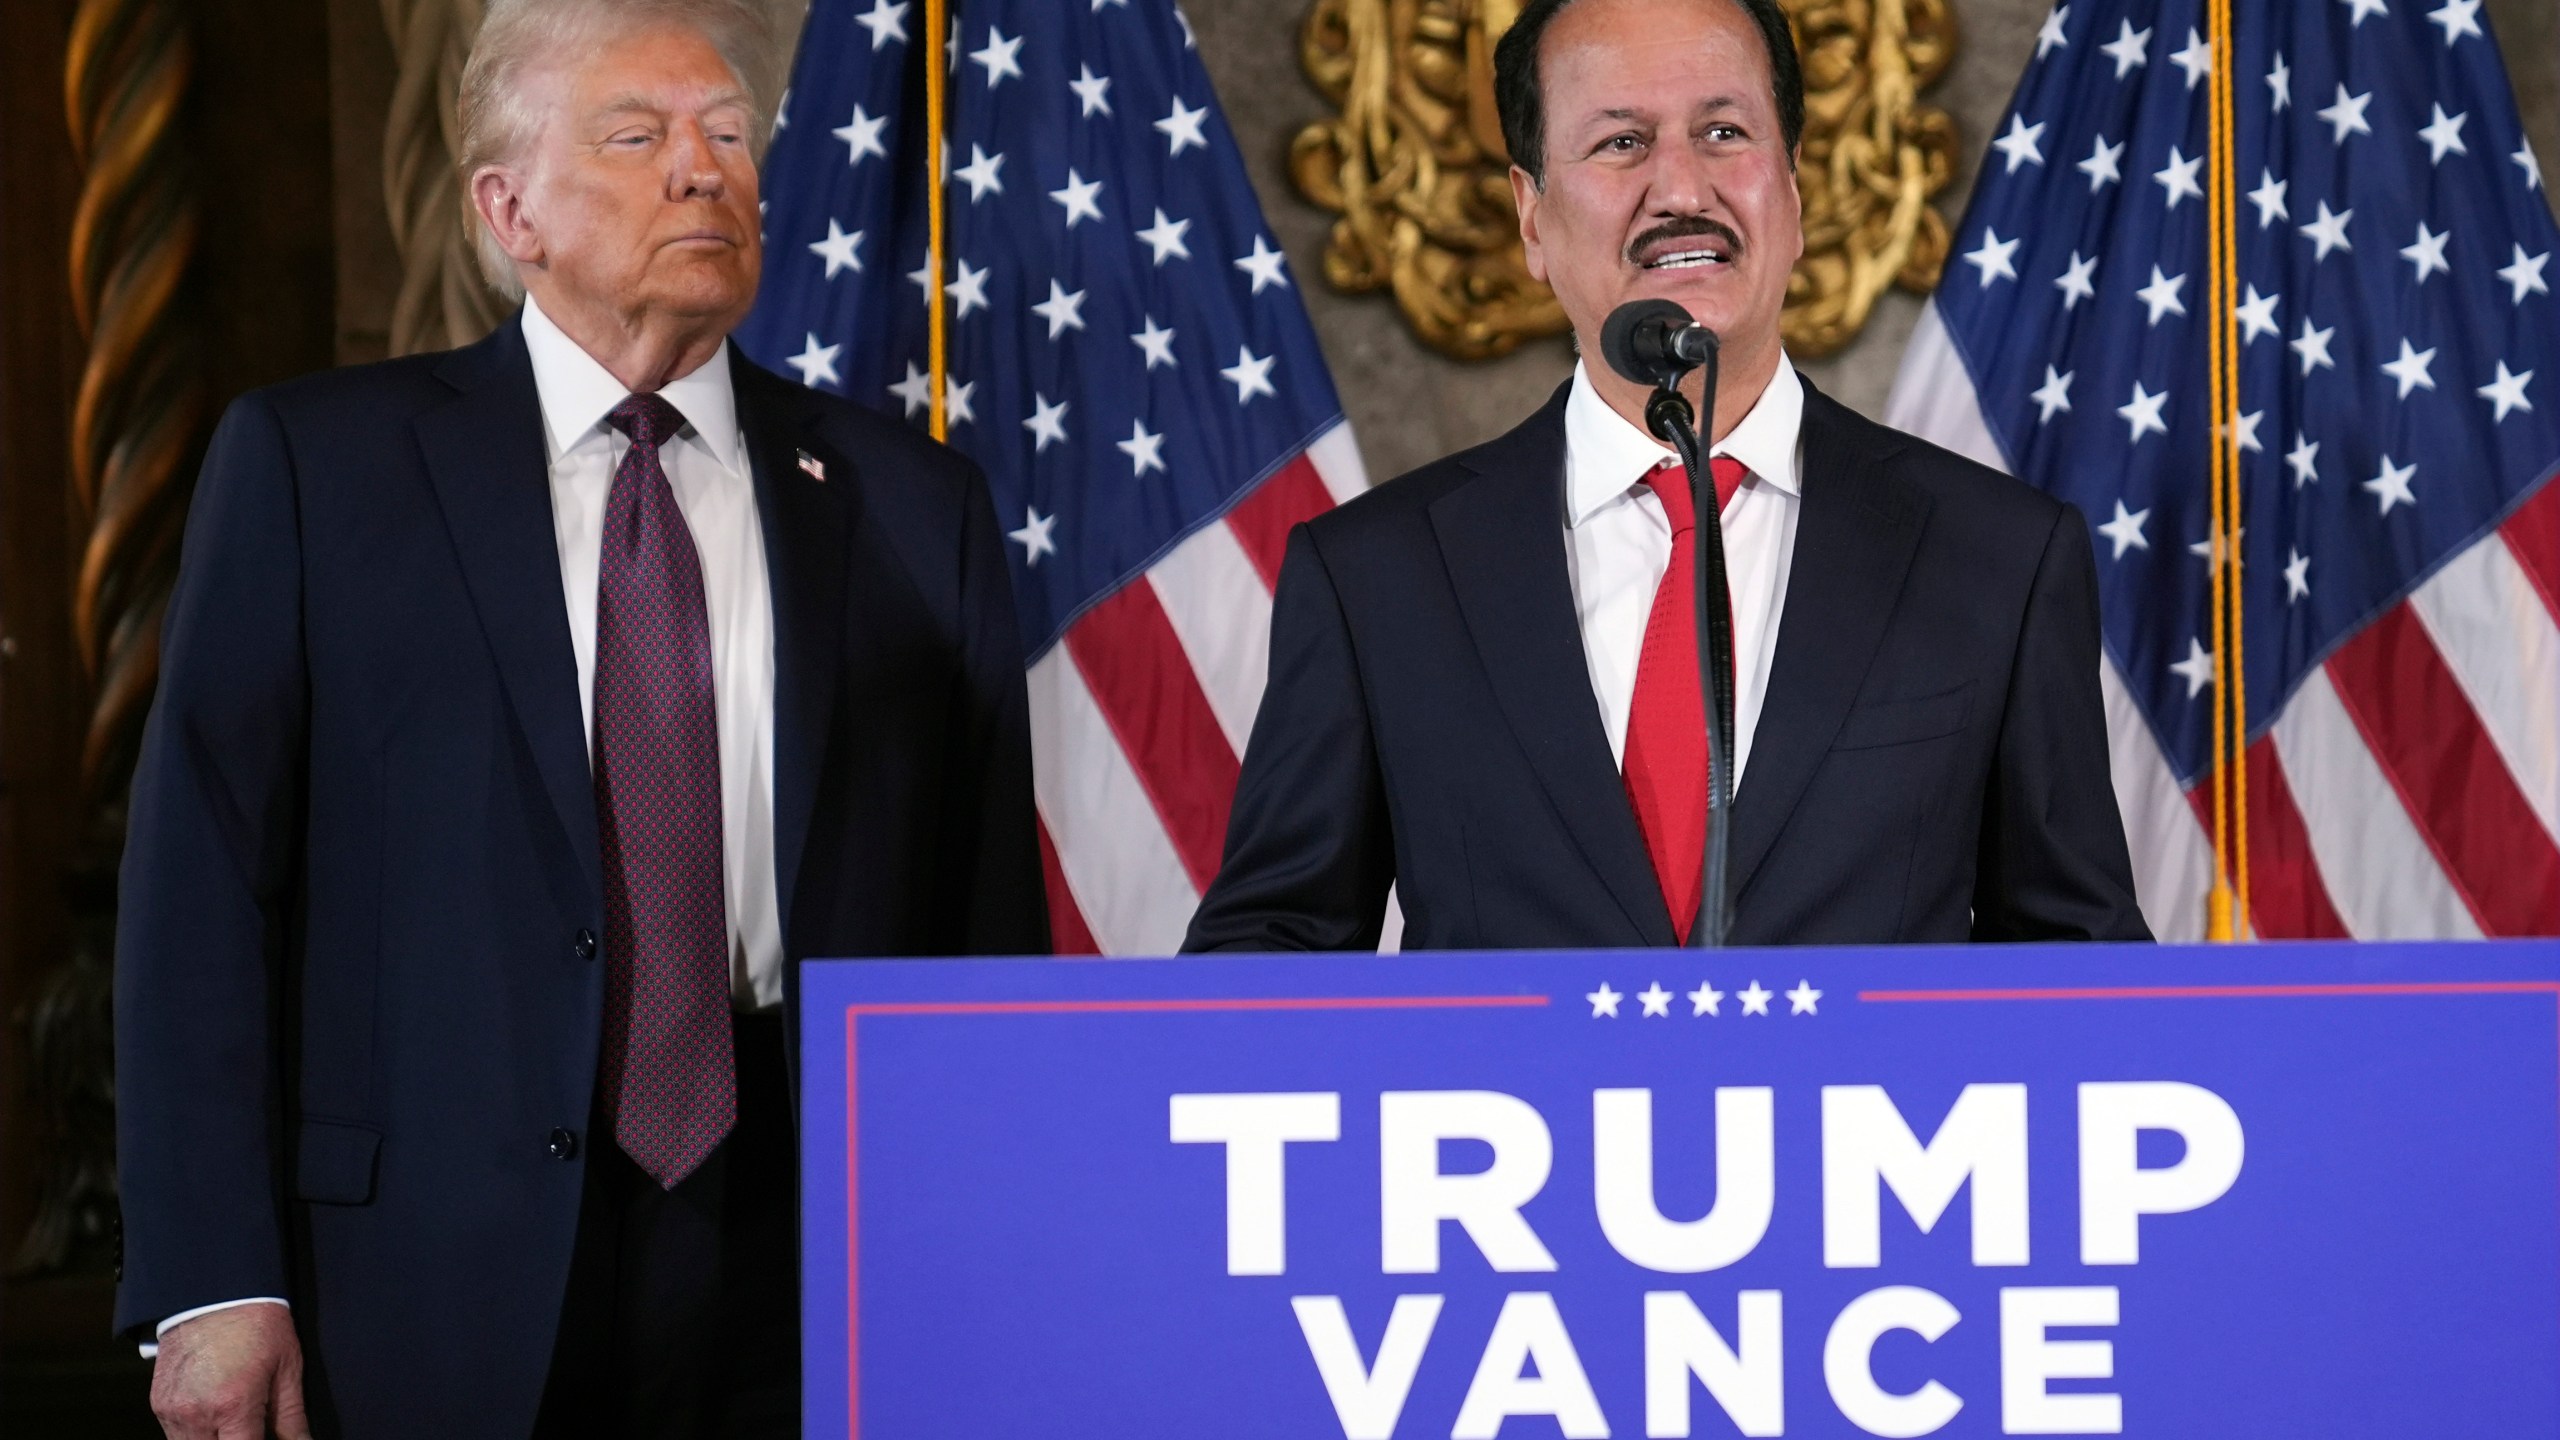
[1642,134,1718,220]
[666,120,726,199]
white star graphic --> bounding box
[2498,244,2550,304]
[1638,982,1673,1018]
[2031,365,2075,422]
[2291,317,2337,374]
[2479,361,2535,422]
[2300,200,2354,262]
[2188,525,2245,563]
[970,25,1024,87]
[1155,96,1211,156]
[1588,982,1624,1018]
[773,88,789,132]
[2226,410,2264,455]
[946,15,960,73]
[2284,547,2312,603]
[1117,418,1167,478]
[2339,0,2388,25]
[2097,500,2151,559]
[1022,393,1070,452]
[2154,146,2204,209]
[1008,506,1058,565]
[2170,27,2212,89]
[1687,981,1724,1017]
[1176,6,1197,48]
[2401,222,2452,284]
[906,257,936,301]
[943,377,976,427]
[1738,981,1774,1017]
[1130,314,1178,369]
[888,361,931,417]
[2100,19,2150,78]
[1786,981,1822,1016]
[952,144,1005,202]
[833,105,888,166]
[1032,280,1087,340]
[2317,84,2374,144]
[2118,381,2169,443]
[1963,227,2020,286]
[2381,339,2438,399]
[807,219,863,278]
[2054,250,2098,309]
[2287,431,2321,488]
[1993,114,2047,172]
[1235,235,1292,293]
[948,257,990,318]
[2135,265,2189,325]
[1069,63,1113,118]
[2427,0,2483,43]
[2519,143,2545,192]
[2077,134,2124,192]
[2036,4,2070,58]
[2418,105,2469,164]
[1049,168,1104,227]
[1137,207,1193,265]
[1093,0,1128,9]
[1221,346,1277,403]
[2268,52,2292,111]
[2235,284,2280,344]
[786,333,842,388]
[855,0,909,49]
[2364,454,2418,514]
[2170,637,2216,698]
[2247,169,2289,228]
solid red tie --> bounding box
[1621,456,1746,944]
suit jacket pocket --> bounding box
[1831,682,1972,751]
[294,1117,383,1205]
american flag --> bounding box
[739,0,1368,953]
[1886,0,2560,940]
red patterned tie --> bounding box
[594,392,734,1189]
[1622,456,1747,943]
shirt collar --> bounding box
[519,292,745,476]
[1562,351,1805,528]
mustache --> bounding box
[1626,216,1744,265]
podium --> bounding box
[800,941,2560,1437]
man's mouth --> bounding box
[1644,246,1730,271]
[1631,221,1744,271]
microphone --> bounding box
[1600,299,1720,389]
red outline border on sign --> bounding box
[839,993,1548,1438]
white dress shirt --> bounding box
[139,305,791,1358]
[1561,354,1806,790]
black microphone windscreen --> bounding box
[1600,298,1697,388]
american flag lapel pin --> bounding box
[796,448,826,482]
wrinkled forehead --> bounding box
[1539,0,1775,126]
[539,24,757,139]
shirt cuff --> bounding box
[138,1297,290,1359]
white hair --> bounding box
[456,0,782,300]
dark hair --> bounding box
[1493,0,1804,187]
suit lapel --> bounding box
[414,318,603,906]
[732,354,851,941]
[1431,386,1671,945]
[1729,389,1931,900]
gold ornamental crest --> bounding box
[1289,0,1959,361]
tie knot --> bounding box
[608,392,689,452]
[1641,456,1748,534]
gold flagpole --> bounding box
[923,0,950,440]
[2204,0,2248,939]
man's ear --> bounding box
[470,165,546,268]
[1509,163,1548,285]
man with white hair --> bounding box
[111,1,1046,1434]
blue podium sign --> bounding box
[800,942,2560,1438]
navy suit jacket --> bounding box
[1185,379,2149,951]
[112,317,1045,1434]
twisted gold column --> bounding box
[381,0,504,356]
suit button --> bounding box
[573,929,598,961]
[548,1128,579,1160]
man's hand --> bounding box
[150,1303,312,1440]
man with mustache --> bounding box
[1186,0,2149,951]
[114,1,1043,1435]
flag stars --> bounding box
[2267,52,2291,111]
[1117,418,1167,477]
[1637,982,1673,1018]
[1737,981,1774,1017]
[1131,314,1178,369]
[2478,361,2534,422]
[2119,381,2169,443]
[949,257,991,318]
[1963,227,2020,286]
[2247,169,2289,228]
[1049,169,1105,227]
[1008,506,1058,565]
[1155,96,1211,156]
[1235,235,1291,293]
[2381,338,2437,398]
[1687,980,1724,1016]
[952,144,1005,202]
[2499,244,2550,304]
[2154,146,2204,209]
[786,333,841,389]
[2031,365,2074,422]
[1786,981,1822,1016]
[2401,222,2451,284]
[807,219,863,278]
[2135,265,2188,325]
[855,0,908,49]
[833,105,888,166]
[2287,431,2321,487]
[2364,455,2418,514]
[1137,207,1193,265]
[1992,114,2046,172]
[2226,410,2264,455]
[2418,105,2469,164]
[2170,27,2212,89]
[2097,500,2150,559]
[2171,637,2216,698]
[1032,280,1087,339]
[970,25,1024,87]
[2339,0,2389,25]
[2284,548,2312,603]
[1069,63,1113,118]
[2427,0,2483,44]
[1221,346,1277,404]
[2235,285,2280,343]
[2519,144,2545,192]
[2300,200,2354,262]
[889,361,931,417]
[943,378,977,427]
[2317,84,2374,145]
[2291,317,2337,374]
[2100,19,2150,78]
[2077,134,2124,192]
[1022,393,1070,452]
[1587,982,1623,1018]
[2036,4,2069,58]
[2054,250,2098,309]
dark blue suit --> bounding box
[112,317,1045,1434]
[1185,379,2149,951]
